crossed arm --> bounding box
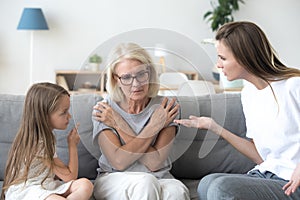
[93,97,179,171]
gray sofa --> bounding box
[0,93,255,199]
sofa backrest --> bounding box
[0,93,255,182]
[170,93,255,179]
[0,95,24,181]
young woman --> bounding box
[175,21,300,199]
[92,42,190,200]
[1,82,93,200]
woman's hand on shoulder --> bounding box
[149,97,178,130]
[161,97,179,127]
[93,101,119,128]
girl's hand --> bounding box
[174,115,221,134]
[93,101,119,128]
[67,123,80,146]
[283,164,300,196]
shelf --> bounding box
[55,70,105,75]
[55,70,106,94]
[55,69,199,95]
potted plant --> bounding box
[203,0,245,88]
[204,0,244,32]
[89,54,102,71]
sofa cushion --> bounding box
[170,93,256,179]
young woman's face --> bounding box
[114,59,150,101]
[216,40,248,81]
[50,95,71,130]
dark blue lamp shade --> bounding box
[17,8,49,30]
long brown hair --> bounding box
[1,82,69,199]
[216,21,300,82]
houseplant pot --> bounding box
[89,54,102,71]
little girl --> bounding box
[1,82,93,200]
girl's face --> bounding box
[115,59,149,101]
[50,95,71,130]
[216,40,248,81]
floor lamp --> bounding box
[17,8,49,85]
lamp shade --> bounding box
[17,8,49,30]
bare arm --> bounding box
[175,115,263,164]
[97,119,161,171]
[138,126,176,171]
[94,98,179,171]
[138,98,178,171]
[53,126,80,181]
[218,127,263,164]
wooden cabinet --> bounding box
[55,70,106,95]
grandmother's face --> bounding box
[114,59,150,101]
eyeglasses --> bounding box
[115,70,150,86]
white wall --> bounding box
[0,0,299,94]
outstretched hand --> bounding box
[174,115,221,134]
[174,115,211,128]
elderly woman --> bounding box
[92,42,190,200]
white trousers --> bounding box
[93,172,190,200]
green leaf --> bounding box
[203,0,245,31]
[203,11,213,19]
[89,54,102,63]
